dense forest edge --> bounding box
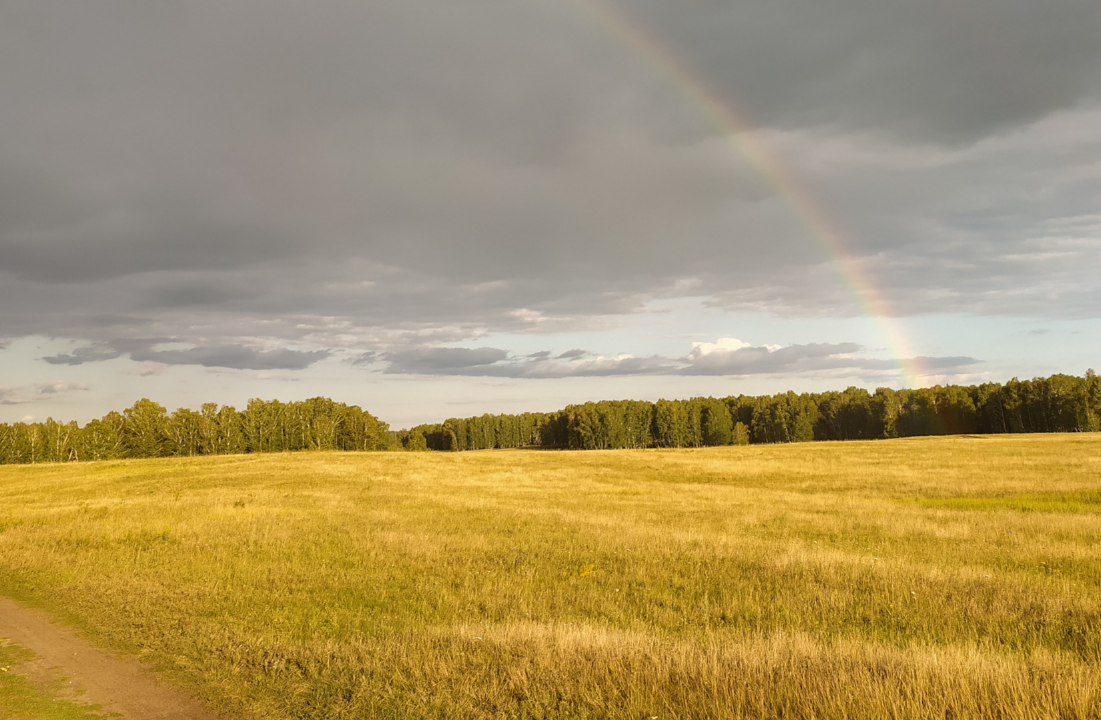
[0,371,1098,464]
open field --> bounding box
[1,435,1100,719]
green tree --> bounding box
[653,400,688,447]
[42,418,78,462]
[122,399,169,458]
[441,420,461,451]
[167,408,203,456]
[788,392,819,442]
[79,418,119,461]
[937,385,978,435]
[684,399,705,447]
[701,398,733,446]
[1085,369,1100,432]
[404,430,428,451]
[872,387,901,438]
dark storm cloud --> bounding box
[2,198,302,284]
[630,0,1101,143]
[0,0,1098,356]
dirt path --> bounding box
[0,596,222,720]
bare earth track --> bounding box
[0,596,220,720]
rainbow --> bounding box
[573,0,928,387]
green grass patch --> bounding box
[917,489,1101,513]
[0,643,107,720]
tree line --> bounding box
[1,371,1097,464]
[399,370,1100,451]
[0,397,391,464]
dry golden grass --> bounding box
[1,434,1099,719]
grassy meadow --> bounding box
[1,435,1099,719]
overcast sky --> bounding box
[2,0,1099,428]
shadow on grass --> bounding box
[915,490,1101,513]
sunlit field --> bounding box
[1,435,1099,719]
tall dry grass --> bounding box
[0,434,1099,718]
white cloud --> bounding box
[689,338,780,358]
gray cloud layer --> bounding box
[375,340,978,380]
[0,382,89,406]
[1,1,1098,359]
[128,346,330,371]
[681,342,863,376]
[43,342,329,371]
[381,347,509,375]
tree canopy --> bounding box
[1,370,1098,464]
